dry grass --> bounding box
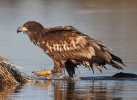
[0,53,27,85]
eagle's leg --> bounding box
[52,60,65,75]
[65,60,76,77]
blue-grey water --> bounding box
[0,0,137,100]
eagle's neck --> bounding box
[27,31,41,45]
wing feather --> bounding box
[40,31,95,61]
[44,26,77,34]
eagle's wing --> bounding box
[44,26,77,33]
[38,26,96,61]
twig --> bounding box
[2,61,23,69]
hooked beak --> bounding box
[17,26,28,34]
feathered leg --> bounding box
[52,60,65,74]
[65,60,76,77]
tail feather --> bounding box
[110,53,126,66]
[109,61,124,70]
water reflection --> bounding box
[1,79,137,100]
[0,84,19,100]
[7,80,135,100]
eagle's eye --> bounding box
[25,25,29,29]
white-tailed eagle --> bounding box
[17,21,126,77]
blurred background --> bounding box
[0,0,137,76]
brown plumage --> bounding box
[17,21,126,77]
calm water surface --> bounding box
[0,0,137,100]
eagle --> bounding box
[17,21,126,77]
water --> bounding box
[4,80,137,100]
[0,0,137,100]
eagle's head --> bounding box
[17,21,44,35]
